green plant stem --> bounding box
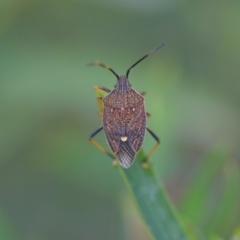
[118,150,193,240]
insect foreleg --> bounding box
[141,127,160,168]
[98,85,111,93]
[96,97,103,117]
[93,86,110,116]
[89,127,117,164]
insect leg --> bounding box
[95,97,103,117]
[89,127,117,162]
[98,85,111,93]
[93,86,110,117]
[94,85,111,96]
[141,127,160,167]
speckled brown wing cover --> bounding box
[102,88,146,168]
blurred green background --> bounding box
[0,0,240,239]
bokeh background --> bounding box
[0,0,240,239]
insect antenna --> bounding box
[87,61,119,79]
[126,43,165,78]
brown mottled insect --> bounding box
[88,43,165,168]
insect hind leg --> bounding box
[141,127,160,168]
[89,126,117,166]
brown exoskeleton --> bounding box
[88,43,165,168]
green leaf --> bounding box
[118,150,193,240]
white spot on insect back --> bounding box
[121,136,128,142]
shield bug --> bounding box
[88,43,165,168]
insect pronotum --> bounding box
[88,43,165,168]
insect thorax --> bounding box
[102,83,145,127]
[103,87,144,108]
